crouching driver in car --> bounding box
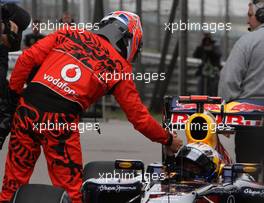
[173,142,227,182]
[0,11,183,203]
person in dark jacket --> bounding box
[0,3,31,150]
[193,33,222,96]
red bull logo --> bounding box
[204,104,221,112]
[230,103,264,112]
[174,102,196,110]
[174,103,221,112]
[174,101,264,113]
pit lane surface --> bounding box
[0,120,235,188]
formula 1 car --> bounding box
[9,96,264,203]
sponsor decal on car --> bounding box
[99,185,137,193]
[243,187,264,197]
[171,114,263,127]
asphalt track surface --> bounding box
[0,120,235,188]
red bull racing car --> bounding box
[8,96,264,203]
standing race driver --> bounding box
[0,11,183,203]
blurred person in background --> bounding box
[0,4,31,203]
[0,3,31,151]
[59,11,75,25]
[0,3,30,52]
[24,19,45,49]
[218,0,264,181]
[0,11,183,203]
[193,33,222,96]
[0,21,20,152]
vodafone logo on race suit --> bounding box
[43,64,82,95]
[61,64,82,82]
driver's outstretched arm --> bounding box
[113,78,169,144]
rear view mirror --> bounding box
[115,159,145,182]
[115,159,144,171]
[222,163,261,184]
[232,163,261,174]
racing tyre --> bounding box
[10,184,71,203]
